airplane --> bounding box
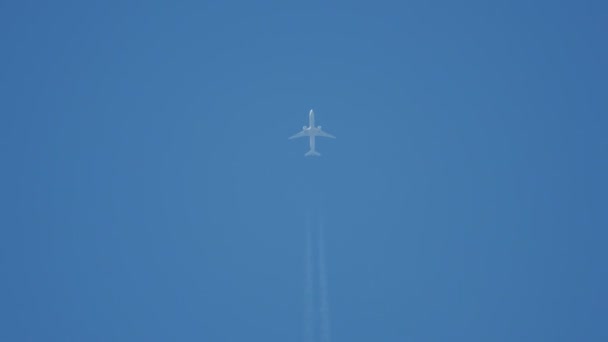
[289,109,336,156]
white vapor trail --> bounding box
[318,219,331,342]
[304,215,315,342]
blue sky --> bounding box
[1,1,607,341]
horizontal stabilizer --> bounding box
[305,150,321,157]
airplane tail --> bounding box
[305,150,321,157]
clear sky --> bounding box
[1,1,607,341]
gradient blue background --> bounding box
[1,1,607,341]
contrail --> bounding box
[318,218,331,342]
[303,214,315,342]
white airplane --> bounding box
[289,109,336,156]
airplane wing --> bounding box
[316,130,336,139]
[289,130,308,139]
